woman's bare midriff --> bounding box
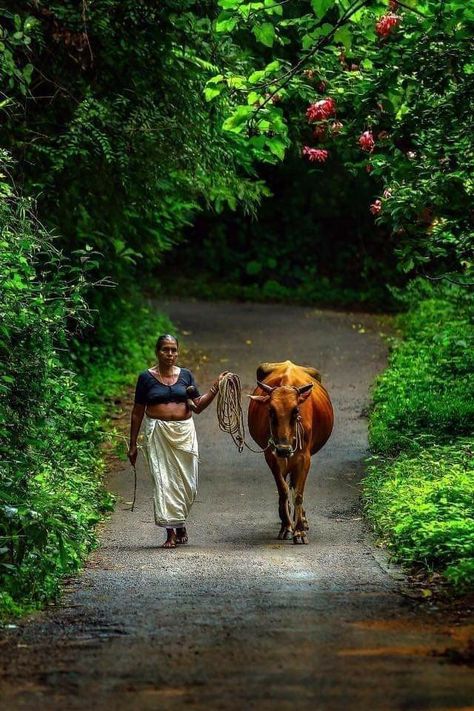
[145,401,191,421]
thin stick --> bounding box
[130,464,138,512]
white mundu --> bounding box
[143,416,199,528]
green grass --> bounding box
[365,285,474,591]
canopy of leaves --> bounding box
[207,0,474,280]
[1,1,267,283]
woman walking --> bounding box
[128,334,225,548]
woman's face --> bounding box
[157,339,178,367]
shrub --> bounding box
[369,287,474,453]
[365,285,474,591]
[365,443,474,589]
[0,180,112,615]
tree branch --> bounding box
[249,0,372,128]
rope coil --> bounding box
[216,372,246,452]
[216,372,270,454]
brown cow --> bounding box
[248,360,334,544]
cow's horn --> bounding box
[257,380,275,394]
[297,383,313,395]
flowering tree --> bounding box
[207,0,474,281]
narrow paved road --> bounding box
[1,301,472,710]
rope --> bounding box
[216,373,270,454]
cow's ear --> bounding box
[248,394,271,403]
[297,383,313,403]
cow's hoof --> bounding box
[278,526,293,540]
[303,520,310,531]
[293,531,308,545]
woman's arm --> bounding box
[189,382,219,414]
[188,371,228,415]
[129,403,146,464]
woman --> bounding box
[128,334,225,549]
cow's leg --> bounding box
[302,508,309,531]
[265,452,292,539]
[291,454,311,544]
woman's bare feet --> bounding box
[175,527,188,544]
[162,528,176,548]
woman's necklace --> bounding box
[157,365,177,384]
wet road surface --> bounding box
[1,301,473,710]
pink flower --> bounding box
[306,97,336,122]
[359,130,375,153]
[376,13,400,37]
[370,199,382,215]
[302,146,329,163]
[383,188,392,199]
[331,120,343,135]
[366,163,373,173]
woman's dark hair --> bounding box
[155,334,179,352]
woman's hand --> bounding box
[128,444,138,466]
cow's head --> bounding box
[249,381,313,458]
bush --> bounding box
[0,186,109,614]
[365,443,474,590]
[0,176,171,617]
[365,285,474,591]
[369,287,474,453]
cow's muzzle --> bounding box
[274,444,294,458]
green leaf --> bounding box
[227,75,246,89]
[253,22,276,47]
[248,60,280,84]
[334,25,352,51]
[266,137,286,160]
[207,74,225,84]
[204,86,223,101]
[247,91,261,105]
[222,105,254,132]
[248,69,266,84]
[216,14,238,32]
[311,0,334,19]
[264,0,283,15]
[302,23,333,49]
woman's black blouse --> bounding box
[134,368,200,406]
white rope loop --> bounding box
[216,372,247,452]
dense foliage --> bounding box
[1,1,265,282]
[0,172,105,615]
[192,0,473,292]
[0,159,174,616]
[365,286,474,589]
